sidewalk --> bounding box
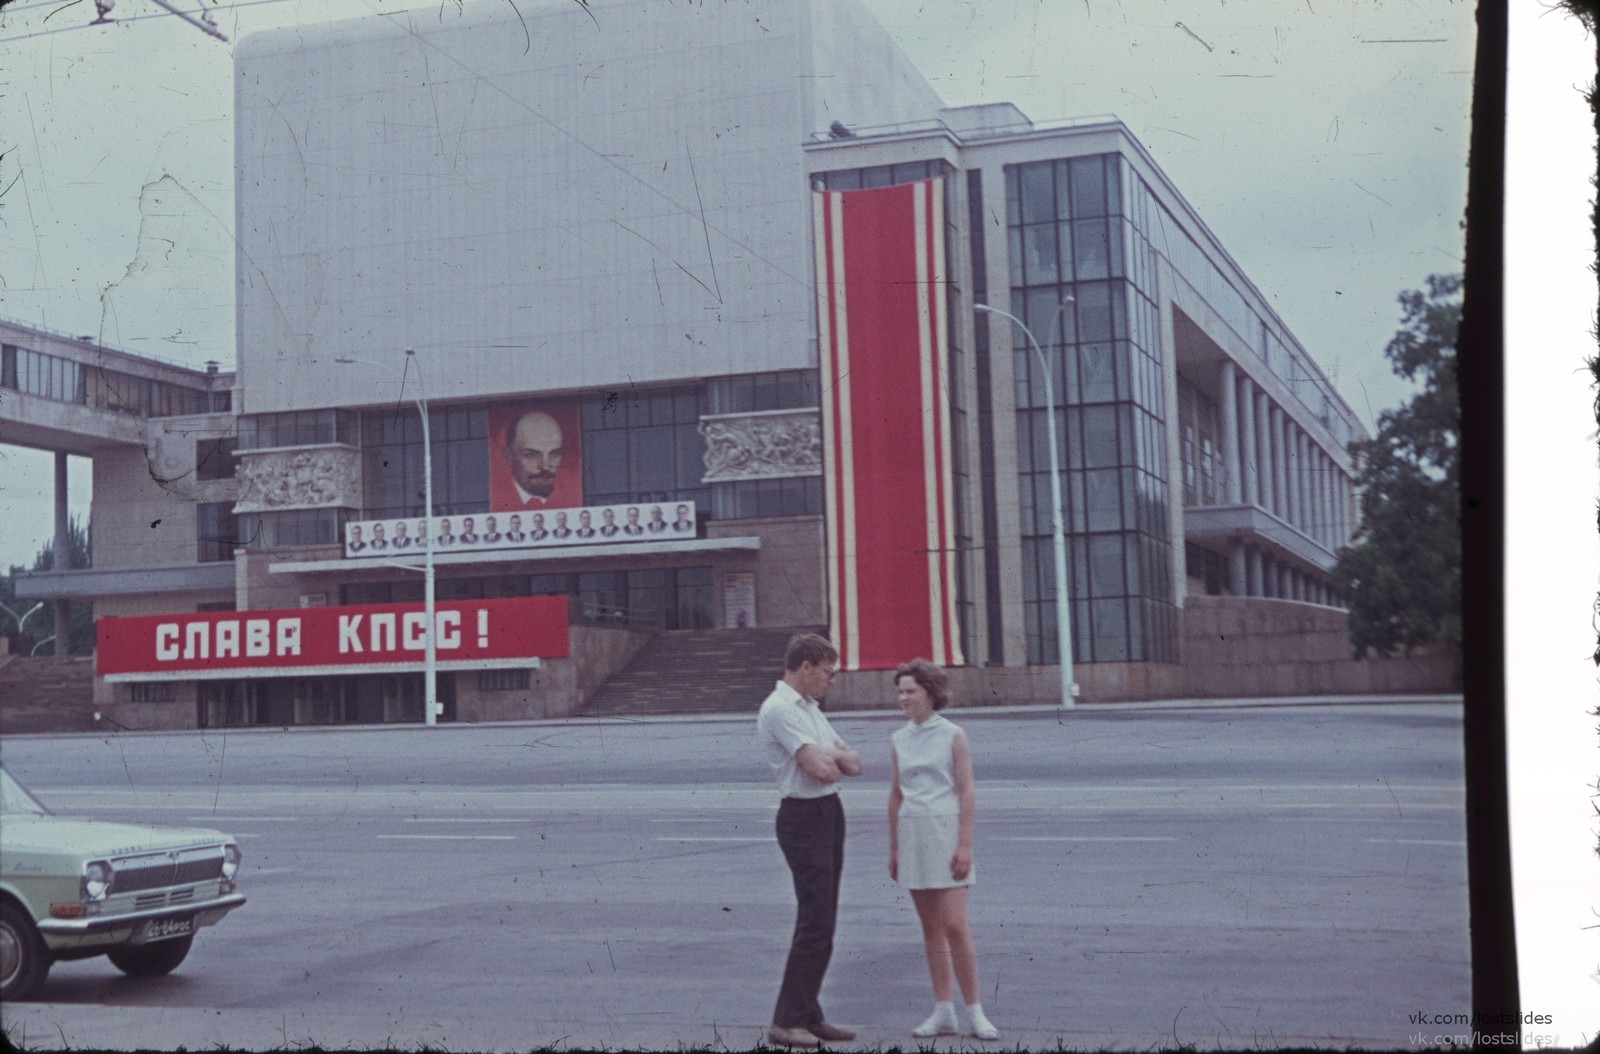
[17,692,1464,739]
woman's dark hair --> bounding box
[893,658,951,711]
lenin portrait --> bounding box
[488,403,584,512]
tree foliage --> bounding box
[0,515,94,656]
[1333,275,1462,663]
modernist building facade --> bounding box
[7,0,1372,727]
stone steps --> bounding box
[578,627,816,716]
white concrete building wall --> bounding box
[234,0,945,416]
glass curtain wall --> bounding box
[1006,154,1177,664]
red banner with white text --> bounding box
[96,597,569,677]
[814,179,963,671]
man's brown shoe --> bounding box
[766,1024,821,1049]
[809,1022,857,1042]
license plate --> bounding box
[143,916,193,942]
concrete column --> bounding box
[1311,449,1325,547]
[1228,538,1246,596]
[53,452,70,656]
[1255,391,1274,514]
[1322,451,1335,548]
[1238,376,1258,506]
[1268,405,1287,519]
[1302,434,1315,537]
[1219,362,1241,504]
[1290,426,1306,531]
[1277,563,1290,599]
[1245,547,1261,596]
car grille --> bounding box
[134,888,198,911]
[110,846,225,895]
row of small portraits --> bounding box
[345,504,696,553]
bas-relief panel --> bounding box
[699,410,822,483]
[234,447,362,513]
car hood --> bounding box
[1,814,233,858]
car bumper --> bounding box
[36,893,246,937]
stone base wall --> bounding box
[1180,595,1457,697]
[829,596,1454,707]
[453,624,652,722]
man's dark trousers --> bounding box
[772,794,845,1028]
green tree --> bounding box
[0,515,94,655]
[1333,274,1462,664]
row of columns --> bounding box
[1226,539,1343,606]
[1217,362,1353,552]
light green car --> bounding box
[0,763,245,1001]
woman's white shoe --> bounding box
[912,1007,960,1038]
[968,1007,1000,1041]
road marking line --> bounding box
[403,818,528,824]
[184,816,299,822]
[375,834,517,841]
[1364,838,1466,846]
[1000,836,1177,842]
[656,837,771,843]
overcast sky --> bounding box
[0,1,1593,1035]
[0,0,1476,569]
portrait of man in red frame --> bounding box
[488,402,584,512]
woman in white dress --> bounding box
[887,659,1000,1041]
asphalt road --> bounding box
[0,698,1469,1051]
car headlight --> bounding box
[82,860,112,901]
[221,844,241,881]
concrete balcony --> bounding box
[1183,503,1336,571]
[14,562,237,601]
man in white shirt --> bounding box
[756,633,863,1050]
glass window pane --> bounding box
[1074,219,1110,281]
[1054,159,1075,221]
[1019,163,1054,223]
[1022,224,1059,285]
[1085,468,1122,531]
[1079,342,1116,403]
[630,425,676,492]
[1089,534,1124,597]
[1082,405,1118,468]
[1091,598,1129,661]
[754,374,779,411]
[756,478,782,517]
[1077,282,1113,343]
[1007,227,1024,288]
[1070,156,1108,218]
[584,429,628,498]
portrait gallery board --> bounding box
[342,501,699,559]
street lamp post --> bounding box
[336,349,438,726]
[976,303,1078,709]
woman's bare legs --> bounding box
[910,887,980,1004]
[909,888,953,1002]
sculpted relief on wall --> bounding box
[234,448,362,513]
[699,410,822,483]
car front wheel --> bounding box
[0,900,51,1001]
[108,933,193,977]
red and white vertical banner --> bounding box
[814,178,963,671]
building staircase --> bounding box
[0,656,98,735]
[577,627,816,717]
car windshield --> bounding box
[0,766,50,816]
